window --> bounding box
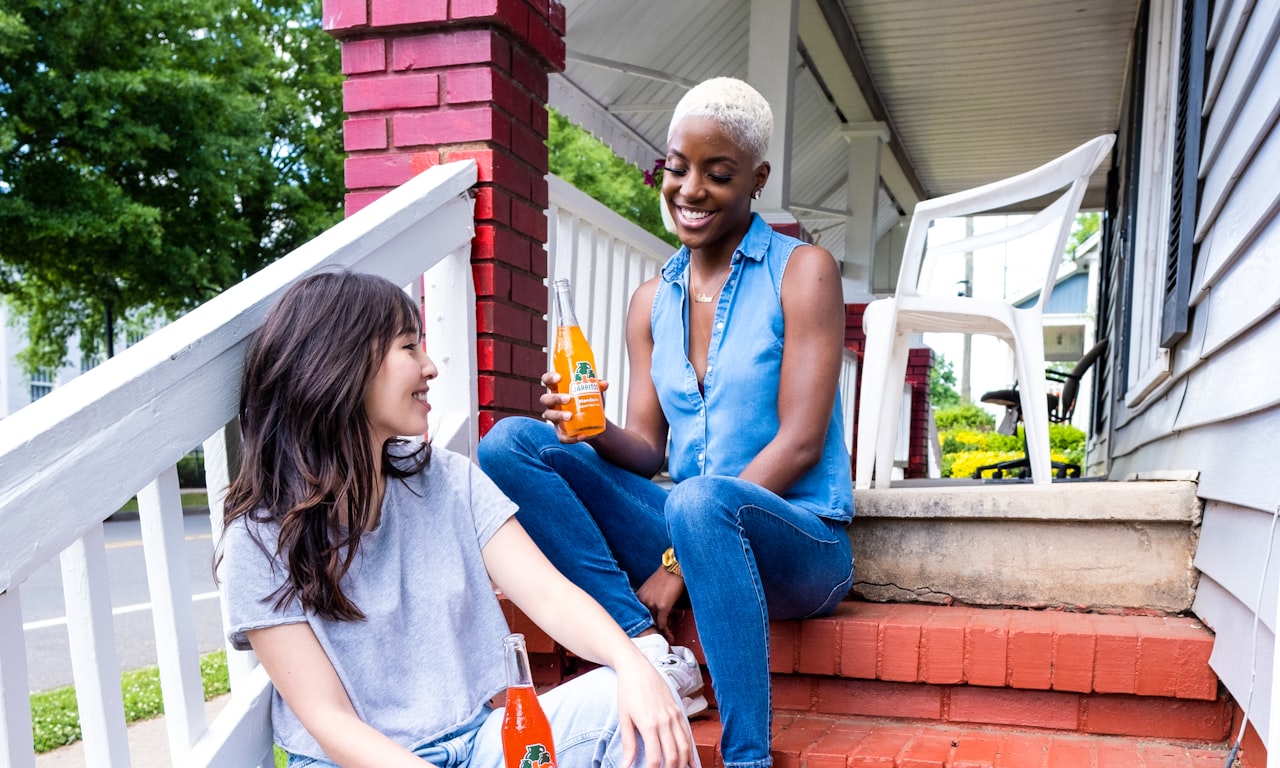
[29,369,54,402]
[1123,0,1208,408]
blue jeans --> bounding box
[286,668,637,768]
[478,417,855,768]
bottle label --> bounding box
[568,361,600,396]
[519,744,555,768]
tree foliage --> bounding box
[1066,211,1100,260]
[0,0,344,371]
[929,352,961,408]
[547,109,676,247]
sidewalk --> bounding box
[35,695,230,768]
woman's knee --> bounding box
[477,416,554,467]
[665,475,743,535]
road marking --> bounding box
[22,591,222,632]
[105,532,213,550]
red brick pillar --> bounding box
[905,347,934,478]
[323,0,566,435]
[844,304,933,480]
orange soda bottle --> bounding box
[550,278,605,438]
[501,633,558,768]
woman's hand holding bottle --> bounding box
[540,371,609,444]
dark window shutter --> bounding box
[1097,0,1148,433]
[1161,0,1209,347]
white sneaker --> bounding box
[633,634,709,718]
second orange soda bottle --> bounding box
[501,633,558,768]
[550,278,605,438]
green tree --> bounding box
[930,352,961,407]
[0,0,343,372]
[1066,211,1100,261]
[547,109,676,247]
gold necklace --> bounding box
[691,269,731,303]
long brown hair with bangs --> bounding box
[222,270,430,621]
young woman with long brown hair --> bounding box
[219,270,695,768]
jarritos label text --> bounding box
[568,360,602,407]
[519,744,555,768]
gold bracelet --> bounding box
[661,547,683,578]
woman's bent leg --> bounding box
[478,417,669,636]
[666,477,854,768]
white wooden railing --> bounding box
[0,160,480,768]
[546,175,669,425]
[0,164,858,768]
[545,174,859,438]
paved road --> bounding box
[20,514,228,692]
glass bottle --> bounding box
[501,633,558,768]
[550,278,605,438]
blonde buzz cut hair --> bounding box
[668,77,773,167]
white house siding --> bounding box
[0,303,92,419]
[1106,0,1280,746]
[1,307,28,416]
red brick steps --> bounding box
[689,713,1230,768]
[694,601,1219,700]
[502,598,1236,766]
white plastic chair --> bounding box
[855,134,1115,488]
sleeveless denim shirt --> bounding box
[650,214,854,522]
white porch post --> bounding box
[842,122,890,302]
[748,0,798,220]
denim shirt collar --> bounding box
[659,213,773,284]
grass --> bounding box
[114,491,209,516]
[30,649,232,753]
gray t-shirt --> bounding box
[222,445,517,760]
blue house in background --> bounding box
[1001,231,1102,464]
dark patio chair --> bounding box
[972,339,1109,480]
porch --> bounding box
[6,0,1276,764]
[0,156,1228,768]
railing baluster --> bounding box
[0,588,35,768]
[602,239,629,425]
[203,422,256,686]
[202,420,274,768]
[601,234,619,377]
[61,525,131,766]
[138,465,206,763]
[840,351,858,454]
[582,221,600,340]
[424,247,480,457]
[184,665,273,767]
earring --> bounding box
[752,189,762,200]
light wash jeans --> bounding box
[477,417,855,768]
[286,668,638,768]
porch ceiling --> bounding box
[553,0,1139,258]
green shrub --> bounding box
[948,450,1022,479]
[1049,422,1085,453]
[935,414,1088,479]
[950,449,1075,479]
[934,403,996,432]
[176,450,206,489]
[941,429,1023,454]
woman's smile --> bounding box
[676,206,715,228]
